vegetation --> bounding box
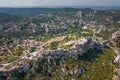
[6,48,114,80]
[95,23,120,40]
[30,47,37,53]
[114,39,120,48]
[15,49,23,56]
[44,42,58,50]
[61,44,74,49]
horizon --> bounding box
[0,0,120,7]
[0,6,120,10]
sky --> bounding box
[0,0,120,7]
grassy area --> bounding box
[43,28,93,50]
[37,27,93,42]
[66,48,115,80]
[44,42,59,50]
[79,49,114,80]
[7,56,19,63]
[61,44,74,49]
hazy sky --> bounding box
[0,0,120,7]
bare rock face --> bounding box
[117,68,120,78]
[75,68,82,78]
[112,31,120,39]
[95,25,106,33]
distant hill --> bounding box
[0,8,84,17]
[0,12,22,23]
[0,8,62,17]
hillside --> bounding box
[0,12,22,23]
